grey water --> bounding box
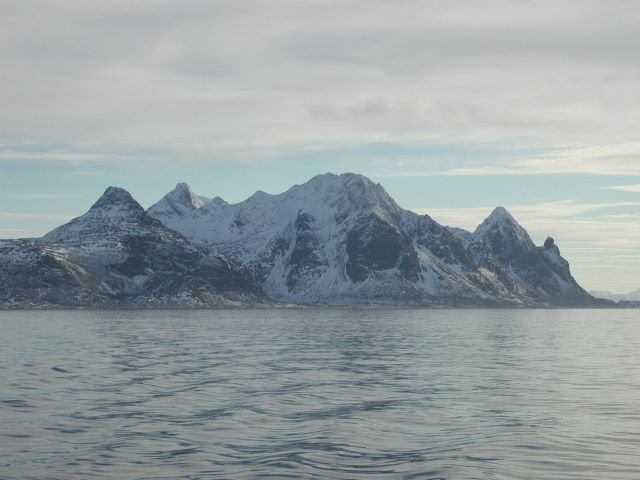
[1,309,640,479]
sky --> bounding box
[1,0,639,293]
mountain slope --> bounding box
[150,174,427,304]
[0,187,266,309]
[469,208,592,304]
[149,173,598,306]
[143,182,212,222]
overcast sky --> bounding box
[1,0,639,292]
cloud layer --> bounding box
[442,144,640,176]
[2,0,640,160]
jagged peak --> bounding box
[172,182,199,195]
[89,186,144,213]
[543,236,561,254]
[168,182,209,209]
[474,206,535,248]
[475,206,521,233]
[544,236,555,249]
[486,206,516,223]
[42,186,154,244]
[148,182,211,216]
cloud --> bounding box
[0,150,118,163]
[64,170,108,176]
[0,193,85,200]
[604,184,640,193]
[0,212,73,221]
[412,200,640,231]
[442,144,640,176]
[0,229,51,239]
[1,1,639,161]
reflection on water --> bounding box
[1,308,640,479]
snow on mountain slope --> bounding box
[146,183,211,221]
[149,173,597,306]
[44,186,158,258]
[151,174,425,304]
[1,187,266,309]
[0,239,100,308]
[470,208,592,304]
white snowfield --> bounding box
[148,173,594,306]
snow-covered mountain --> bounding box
[0,187,266,309]
[143,182,212,220]
[0,173,608,309]
[149,173,600,306]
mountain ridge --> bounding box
[148,172,604,307]
[0,173,615,308]
[0,186,267,309]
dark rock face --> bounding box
[468,208,593,305]
[286,212,327,291]
[473,207,536,269]
[346,214,417,282]
[398,251,421,283]
[289,212,320,266]
[410,215,474,267]
[0,187,267,309]
[0,240,99,308]
[252,236,290,284]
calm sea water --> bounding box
[1,309,640,479]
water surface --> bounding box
[1,309,639,479]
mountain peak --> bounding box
[474,205,535,251]
[294,172,400,218]
[43,186,155,245]
[168,182,209,209]
[90,186,144,213]
[147,183,210,218]
[211,196,227,206]
[174,182,190,192]
[486,206,515,223]
[308,172,374,188]
[474,206,521,233]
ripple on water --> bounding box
[1,308,640,479]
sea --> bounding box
[1,308,639,479]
